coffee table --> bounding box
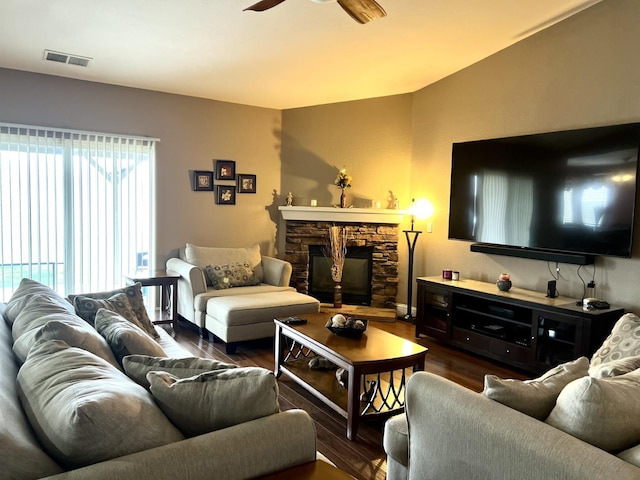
[274,313,428,440]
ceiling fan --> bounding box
[244,0,387,24]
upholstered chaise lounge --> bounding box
[167,243,319,353]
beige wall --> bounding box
[410,0,640,312]
[1,0,639,313]
[0,68,282,266]
[279,95,414,256]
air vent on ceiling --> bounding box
[43,50,92,67]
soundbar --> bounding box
[470,243,595,266]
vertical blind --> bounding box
[0,123,156,301]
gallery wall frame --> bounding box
[192,170,214,191]
[215,185,236,205]
[215,159,236,180]
[237,174,257,193]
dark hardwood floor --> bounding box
[164,316,529,480]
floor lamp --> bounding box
[400,198,432,322]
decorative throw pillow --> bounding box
[94,309,166,364]
[590,313,640,366]
[68,282,158,339]
[4,278,73,325]
[122,354,237,389]
[545,369,640,452]
[482,356,589,420]
[13,318,120,369]
[588,355,640,378]
[16,339,184,469]
[184,243,264,283]
[147,367,280,437]
[73,293,141,329]
[204,262,259,290]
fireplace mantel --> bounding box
[278,206,404,224]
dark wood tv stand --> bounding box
[415,276,624,374]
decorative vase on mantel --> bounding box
[333,282,343,308]
[340,188,347,208]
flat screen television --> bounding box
[448,123,640,262]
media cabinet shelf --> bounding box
[415,276,624,374]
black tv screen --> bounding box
[448,123,640,258]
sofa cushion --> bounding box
[123,354,237,389]
[68,282,158,338]
[482,356,589,420]
[589,355,640,378]
[95,309,166,364]
[4,278,73,325]
[204,261,260,290]
[147,367,280,437]
[590,312,640,366]
[0,313,64,479]
[11,296,78,341]
[185,243,264,283]
[545,368,640,452]
[16,339,184,469]
[13,318,120,369]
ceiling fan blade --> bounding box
[337,0,386,24]
[244,0,287,12]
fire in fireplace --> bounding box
[308,245,373,305]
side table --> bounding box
[125,270,180,331]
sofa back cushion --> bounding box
[4,278,74,325]
[184,243,264,283]
[13,317,120,369]
[0,316,64,479]
[17,339,184,469]
[545,368,640,452]
[147,367,280,437]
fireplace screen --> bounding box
[308,245,373,306]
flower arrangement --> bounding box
[334,168,352,189]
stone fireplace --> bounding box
[279,206,402,309]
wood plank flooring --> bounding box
[164,313,529,480]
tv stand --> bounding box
[415,276,623,374]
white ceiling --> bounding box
[0,0,601,110]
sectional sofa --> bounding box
[1,278,318,479]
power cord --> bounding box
[576,264,597,305]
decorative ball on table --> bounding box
[497,273,512,292]
[326,314,368,337]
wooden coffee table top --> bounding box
[275,312,427,365]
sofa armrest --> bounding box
[402,372,640,480]
[44,409,317,480]
[166,257,207,324]
[261,256,292,287]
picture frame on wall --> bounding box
[215,160,236,180]
[237,174,257,193]
[192,170,214,191]
[216,185,236,205]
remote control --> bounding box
[282,317,307,325]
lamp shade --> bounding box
[408,198,434,222]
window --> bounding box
[0,123,156,301]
